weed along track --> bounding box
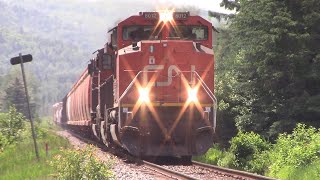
[56,129,275,180]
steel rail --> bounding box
[143,160,198,180]
[192,161,277,180]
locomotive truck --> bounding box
[53,10,217,160]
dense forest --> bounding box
[214,0,320,143]
[0,0,156,115]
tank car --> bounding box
[54,10,217,160]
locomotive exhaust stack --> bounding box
[53,11,217,159]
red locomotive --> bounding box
[53,10,217,160]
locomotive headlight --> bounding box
[138,88,150,103]
[187,88,198,103]
[159,10,173,23]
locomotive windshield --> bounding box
[169,25,208,40]
[122,25,162,41]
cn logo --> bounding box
[143,65,195,86]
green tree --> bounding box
[218,0,320,138]
[2,68,39,119]
[4,78,29,118]
[214,27,239,146]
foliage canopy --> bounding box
[216,0,320,139]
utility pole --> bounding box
[10,53,40,161]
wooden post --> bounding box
[18,53,40,161]
[45,143,49,157]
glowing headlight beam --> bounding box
[159,9,174,23]
[187,88,198,103]
[138,88,150,103]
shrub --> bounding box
[50,145,114,179]
[228,131,270,170]
[268,123,320,177]
[193,144,224,165]
[285,159,320,180]
[0,132,8,152]
[35,126,48,139]
[0,107,25,144]
[247,150,270,174]
[217,152,238,168]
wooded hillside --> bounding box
[0,0,154,115]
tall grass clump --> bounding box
[0,129,70,179]
[284,159,320,180]
[50,145,114,179]
[0,109,72,179]
[267,123,320,179]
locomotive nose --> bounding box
[120,105,215,157]
[118,41,215,157]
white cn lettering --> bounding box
[142,65,195,87]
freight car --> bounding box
[53,10,217,160]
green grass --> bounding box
[0,121,69,180]
[193,145,224,165]
[37,116,63,131]
[270,160,320,180]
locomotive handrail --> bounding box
[100,75,114,87]
[179,70,217,103]
[193,71,216,102]
[118,70,217,132]
[119,70,217,105]
[193,71,217,132]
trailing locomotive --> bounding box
[53,10,217,160]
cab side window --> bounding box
[102,54,112,70]
[111,29,118,49]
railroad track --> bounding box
[58,128,276,180]
[191,161,276,180]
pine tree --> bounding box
[4,78,29,118]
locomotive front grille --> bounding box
[120,105,213,156]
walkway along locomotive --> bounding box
[53,11,217,160]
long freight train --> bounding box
[53,11,217,160]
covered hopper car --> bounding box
[53,10,217,160]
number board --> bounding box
[143,12,159,19]
[173,12,189,19]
